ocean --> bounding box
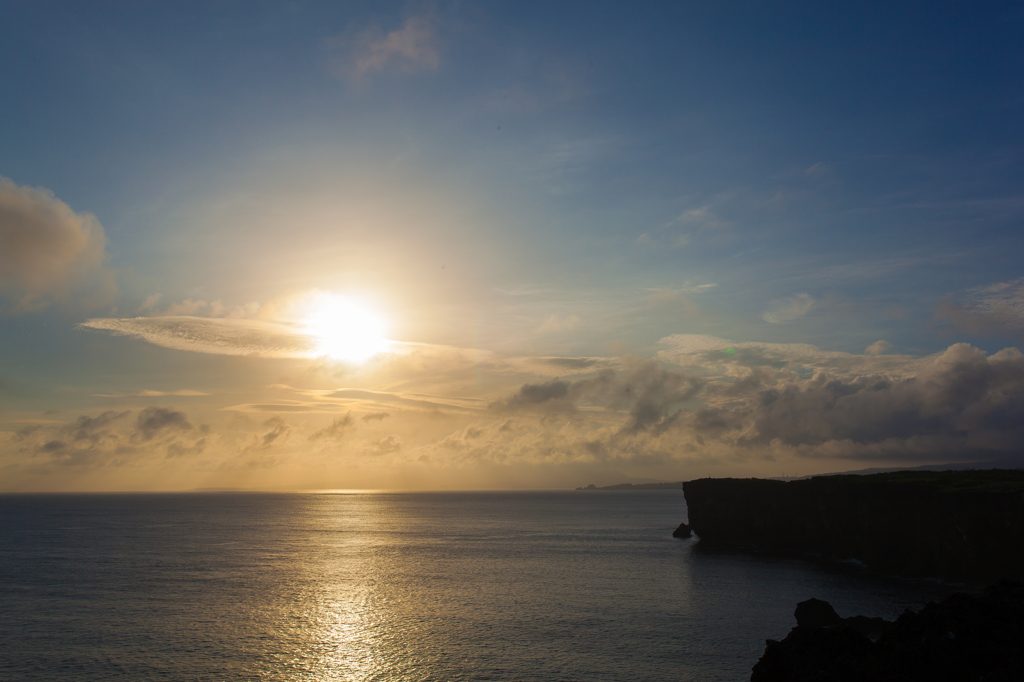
[0,491,953,681]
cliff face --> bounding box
[683,470,1024,582]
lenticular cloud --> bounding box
[80,316,316,358]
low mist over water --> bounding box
[1,492,951,681]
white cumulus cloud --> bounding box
[331,16,440,80]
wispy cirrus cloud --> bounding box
[762,293,814,323]
[675,205,729,231]
[935,277,1024,340]
[656,333,926,378]
[324,388,484,413]
[92,389,210,398]
[223,387,486,416]
[499,356,620,377]
[329,15,440,81]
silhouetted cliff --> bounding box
[683,470,1024,582]
[750,581,1024,681]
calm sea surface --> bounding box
[0,491,953,681]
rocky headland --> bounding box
[575,481,682,490]
[751,581,1024,681]
[682,469,1024,582]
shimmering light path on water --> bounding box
[0,492,951,681]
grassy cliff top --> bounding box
[686,469,1024,496]
[808,468,1024,495]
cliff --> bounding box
[750,581,1024,681]
[682,469,1024,582]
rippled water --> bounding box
[0,491,952,681]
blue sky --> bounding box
[2,2,1024,490]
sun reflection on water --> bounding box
[0,491,959,681]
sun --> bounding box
[303,293,387,363]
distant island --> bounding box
[682,469,1024,583]
[576,482,682,491]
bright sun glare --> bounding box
[303,293,387,363]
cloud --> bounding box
[0,177,116,311]
[259,417,290,447]
[369,434,402,455]
[499,356,619,377]
[656,334,926,378]
[492,362,704,433]
[536,357,607,370]
[331,16,440,80]
[644,286,709,312]
[64,410,131,444]
[137,293,162,314]
[81,314,489,379]
[494,379,573,412]
[935,278,1024,340]
[494,285,548,297]
[224,403,329,414]
[164,299,208,316]
[310,413,355,441]
[82,289,336,358]
[139,297,262,319]
[441,343,1024,471]
[136,407,192,440]
[8,341,1021,483]
[135,293,260,319]
[318,388,481,414]
[864,340,891,355]
[727,344,1024,457]
[81,316,317,358]
[5,407,206,469]
[614,363,704,433]
[636,206,731,249]
[12,424,42,441]
[92,389,210,398]
[222,386,483,416]
[675,206,729,230]
[762,293,814,323]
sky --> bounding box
[2,1,1024,491]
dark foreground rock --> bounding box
[750,581,1024,682]
[672,522,691,538]
[793,598,841,629]
[683,469,1024,581]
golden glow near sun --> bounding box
[303,293,387,363]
